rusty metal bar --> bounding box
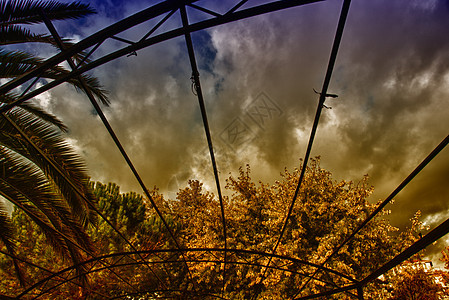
[225,0,250,15]
[139,9,177,42]
[180,5,228,296]
[293,283,358,300]
[357,285,364,300]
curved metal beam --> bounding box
[180,5,228,296]
[109,290,230,300]
[15,247,359,298]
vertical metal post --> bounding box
[357,285,364,300]
[180,5,228,296]
[266,1,352,299]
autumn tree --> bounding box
[383,246,449,300]
[387,260,448,300]
[2,159,446,299]
[169,158,423,299]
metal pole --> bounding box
[357,285,364,300]
[180,5,228,296]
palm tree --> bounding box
[0,0,108,286]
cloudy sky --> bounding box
[27,0,449,263]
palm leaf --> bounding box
[0,110,95,226]
[2,190,71,256]
[0,25,53,45]
[1,92,68,132]
[7,200,91,284]
[0,161,69,286]
[0,49,109,105]
[70,72,109,105]
[0,49,41,75]
[0,25,91,63]
[0,0,102,290]
[0,0,95,26]
[0,203,15,252]
[0,147,93,251]
[0,149,93,281]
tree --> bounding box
[2,159,444,299]
[169,158,424,299]
[0,0,108,287]
[84,182,177,298]
[387,259,448,300]
[0,181,178,298]
[89,182,176,253]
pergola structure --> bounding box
[1,0,448,299]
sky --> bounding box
[24,0,449,264]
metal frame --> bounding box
[14,248,358,299]
[1,0,448,299]
[253,1,352,295]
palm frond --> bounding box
[0,0,96,26]
[0,146,72,224]
[16,102,68,132]
[0,49,40,76]
[0,25,53,45]
[8,200,91,286]
[0,148,94,255]
[0,49,109,105]
[0,111,95,226]
[0,92,68,132]
[70,72,110,105]
[0,0,101,289]
[5,195,91,284]
[0,25,91,63]
[3,190,69,256]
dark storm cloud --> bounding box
[329,0,449,223]
[39,0,449,251]
[198,0,449,234]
